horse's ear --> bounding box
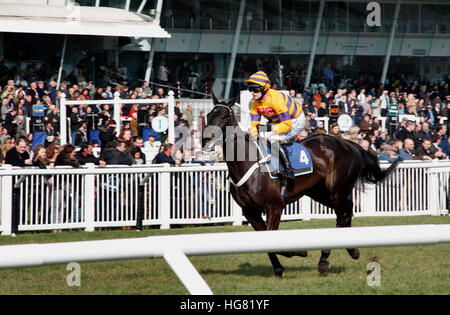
[211,91,219,105]
[226,96,239,107]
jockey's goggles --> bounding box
[247,85,265,93]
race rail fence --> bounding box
[0,224,449,294]
[0,160,449,235]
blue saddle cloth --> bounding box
[261,140,313,177]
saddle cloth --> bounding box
[259,139,313,178]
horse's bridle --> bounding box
[212,104,234,117]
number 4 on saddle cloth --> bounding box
[259,139,313,179]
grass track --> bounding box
[0,215,449,295]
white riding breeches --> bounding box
[264,111,306,143]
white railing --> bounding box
[59,91,176,145]
[0,161,449,235]
[0,224,449,294]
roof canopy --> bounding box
[0,3,171,38]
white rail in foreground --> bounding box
[0,224,449,295]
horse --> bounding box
[202,93,399,278]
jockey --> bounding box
[246,71,306,179]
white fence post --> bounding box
[428,170,441,216]
[84,163,96,232]
[300,196,312,221]
[0,165,13,235]
[231,198,243,226]
[167,90,175,144]
[60,94,67,146]
[159,165,171,229]
[363,184,377,216]
[113,92,121,137]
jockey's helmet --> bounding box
[245,71,271,93]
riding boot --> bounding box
[270,141,296,179]
[278,145,296,179]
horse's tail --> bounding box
[358,147,400,185]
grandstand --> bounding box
[0,1,448,95]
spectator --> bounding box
[144,134,161,150]
[411,122,426,149]
[435,124,450,155]
[395,120,415,142]
[55,144,80,167]
[359,114,372,133]
[102,141,133,165]
[99,120,117,150]
[342,125,360,143]
[182,104,194,127]
[329,123,342,138]
[379,145,399,163]
[118,128,133,153]
[4,138,32,166]
[130,112,139,137]
[76,143,106,166]
[197,110,206,136]
[74,125,89,147]
[398,138,429,161]
[152,143,175,165]
[157,60,170,88]
[130,146,145,164]
[414,138,444,160]
[32,144,50,168]
[4,107,18,138]
[421,122,433,139]
[430,134,447,159]
[70,107,83,139]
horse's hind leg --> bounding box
[243,207,285,278]
[318,249,331,273]
[334,195,360,260]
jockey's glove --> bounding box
[249,125,259,138]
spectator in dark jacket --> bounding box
[76,143,106,166]
[99,120,117,150]
[55,144,80,167]
[102,141,133,165]
[152,143,175,165]
[4,138,32,166]
[395,120,415,141]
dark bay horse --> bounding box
[202,94,399,278]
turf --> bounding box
[0,215,448,295]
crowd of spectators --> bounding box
[295,75,450,162]
[0,59,449,171]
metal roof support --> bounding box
[224,0,246,99]
[56,35,67,90]
[137,0,147,14]
[380,0,401,84]
[144,0,163,83]
[304,0,325,90]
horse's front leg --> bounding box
[243,206,284,278]
[264,204,286,278]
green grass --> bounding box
[0,215,449,295]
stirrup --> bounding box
[272,169,295,179]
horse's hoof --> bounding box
[274,268,284,278]
[348,248,360,260]
[297,251,308,257]
[318,261,330,274]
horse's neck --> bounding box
[223,125,260,182]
